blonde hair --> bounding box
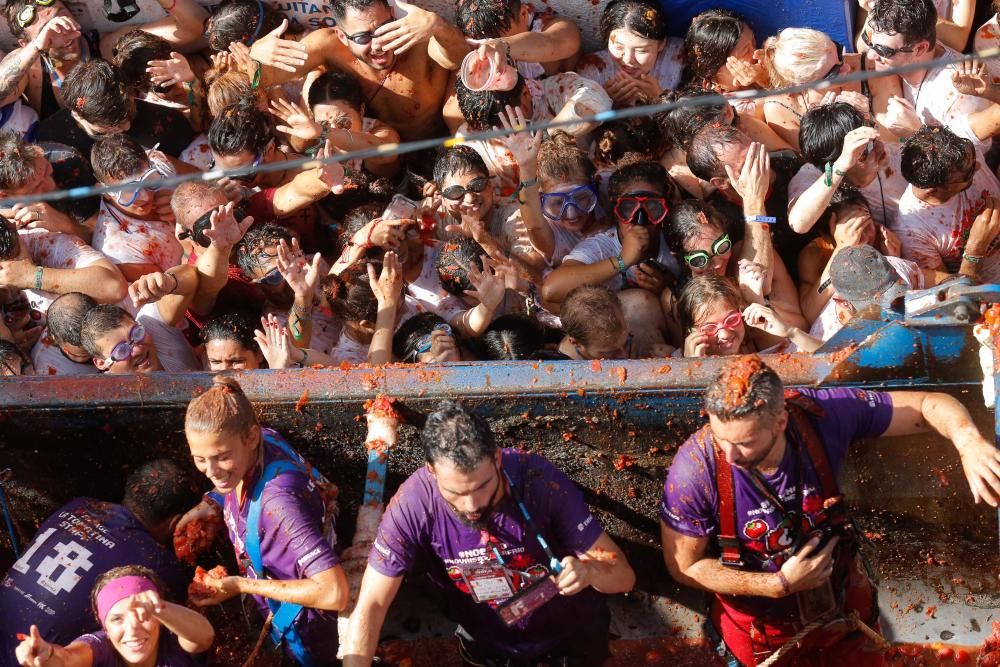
[206,71,261,118]
[762,28,833,88]
[185,375,259,436]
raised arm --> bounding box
[0,236,127,304]
[0,17,78,104]
[952,61,1000,142]
[366,251,403,366]
[191,201,255,315]
[126,591,214,655]
[129,264,199,327]
[343,567,405,667]
[15,625,92,667]
[99,0,210,57]
[372,0,468,70]
[497,106,553,261]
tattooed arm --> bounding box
[0,44,41,106]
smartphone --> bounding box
[497,576,559,626]
[382,194,418,222]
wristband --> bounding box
[204,490,224,508]
[160,0,177,11]
[776,570,791,596]
[251,59,262,90]
[513,177,538,204]
[823,162,848,187]
[167,272,179,294]
[34,266,43,290]
[184,81,196,107]
[613,254,626,275]
[745,215,777,225]
[295,348,309,368]
[817,277,832,293]
[963,253,983,264]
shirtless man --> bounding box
[252,0,468,142]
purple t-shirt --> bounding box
[661,388,893,573]
[76,630,203,666]
[222,429,341,659]
[368,449,606,660]
[0,499,186,658]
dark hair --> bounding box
[91,566,166,614]
[209,101,274,157]
[665,199,731,257]
[235,223,293,276]
[433,145,490,185]
[704,355,784,420]
[0,130,40,192]
[207,0,287,52]
[437,236,486,296]
[200,311,258,349]
[62,60,134,127]
[594,117,663,167]
[456,0,522,38]
[91,134,149,184]
[561,285,626,345]
[331,0,390,22]
[537,131,595,185]
[393,312,448,360]
[308,70,364,110]
[678,273,743,331]
[600,0,666,44]
[122,459,198,528]
[869,0,937,48]
[814,186,870,241]
[186,375,259,436]
[3,0,34,39]
[683,8,747,86]
[0,215,19,260]
[80,305,132,358]
[799,102,868,169]
[608,160,668,199]
[687,123,746,182]
[422,399,496,471]
[111,29,171,95]
[455,74,526,132]
[900,125,973,189]
[327,267,379,323]
[479,314,544,360]
[0,340,29,375]
[48,292,98,347]
[337,202,387,255]
[653,87,730,150]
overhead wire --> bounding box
[4,45,1000,208]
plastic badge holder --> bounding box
[382,194,418,222]
[460,51,518,92]
[497,575,560,626]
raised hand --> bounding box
[683,330,712,358]
[31,16,80,53]
[226,41,259,78]
[367,251,403,306]
[877,224,902,258]
[726,54,766,88]
[313,139,346,195]
[604,72,641,107]
[882,96,921,137]
[372,0,439,55]
[269,97,322,142]
[202,201,254,248]
[249,19,307,73]
[742,302,791,338]
[723,141,770,206]
[7,202,74,235]
[495,104,541,168]
[254,313,301,369]
[952,60,997,101]
[834,126,879,173]
[127,590,165,623]
[737,258,767,303]
[276,238,322,300]
[15,625,54,667]
[831,211,871,248]
[129,271,179,308]
[147,51,195,88]
[619,222,651,267]
[466,37,510,74]
[966,197,1000,259]
[466,255,506,311]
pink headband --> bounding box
[96,576,157,624]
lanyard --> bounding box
[746,440,804,527]
[501,466,564,574]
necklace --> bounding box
[365,63,395,107]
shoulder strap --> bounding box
[785,402,839,499]
[711,434,744,568]
[245,459,301,577]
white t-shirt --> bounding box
[20,230,109,314]
[902,44,994,148]
[0,99,38,139]
[30,329,100,376]
[136,302,199,372]
[406,244,467,323]
[180,134,213,172]
[788,141,906,228]
[577,39,684,92]
[93,202,183,272]
[324,331,370,365]
[809,255,924,341]
[562,227,681,291]
[895,156,1000,279]
[974,14,1000,86]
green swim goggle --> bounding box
[683,233,732,269]
[16,0,57,30]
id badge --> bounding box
[497,575,560,626]
[463,565,515,604]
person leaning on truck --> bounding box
[660,355,1000,667]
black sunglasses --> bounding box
[821,41,845,81]
[861,30,915,59]
[441,176,490,201]
[344,17,393,45]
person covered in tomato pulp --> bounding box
[342,400,636,667]
[659,355,1000,667]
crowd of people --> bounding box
[3,0,1000,664]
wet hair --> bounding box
[308,70,364,110]
[185,375,259,436]
[209,101,274,157]
[0,130,40,192]
[393,312,448,360]
[608,160,668,199]
[433,145,490,185]
[678,273,744,332]
[665,199,731,257]
[207,73,258,118]
[799,102,868,170]
[80,305,132,358]
[207,0,287,52]
[600,0,666,44]
[561,285,626,345]
[91,566,166,615]
[122,459,199,529]
[900,125,973,189]
[422,399,496,471]
[455,74,527,132]
[90,134,149,184]
[331,0,390,23]
[593,117,663,167]
[200,311,259,350]
[437,236,486,296]
[869,0,937,47]
[337,202,385,248]
[479,314,545,360]
[653,88,730,150]
[456,0,522,39]
[111,29,171,95]
[62,60,135,128]
[235,223,293,277]
[327,266,379,324]
[683,8,747,86]
[170,181,226,225]
[687,123,747,182]
[48,292,98,347]
[537,131,595,185]
[0,340,29,376]
[761,28,834,87]
[704,354,784,420]
[0,215,19,260]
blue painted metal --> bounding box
[363,446,388,507]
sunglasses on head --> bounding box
[861,30,915,59]
[441,176,490,202]
[101,323,146,368]
[344,17,394,45]
[15,0,56,30]
[209,151,264,181]
[683,233,732,269]
[613,191,669,226]
[821,41,845,81]
[115,165,167,207]
[696,310,742,337]
[539,184,598,221]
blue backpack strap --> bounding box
[245,456,316,667]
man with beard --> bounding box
[660,356,1000,667]
[344,401,635,667]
